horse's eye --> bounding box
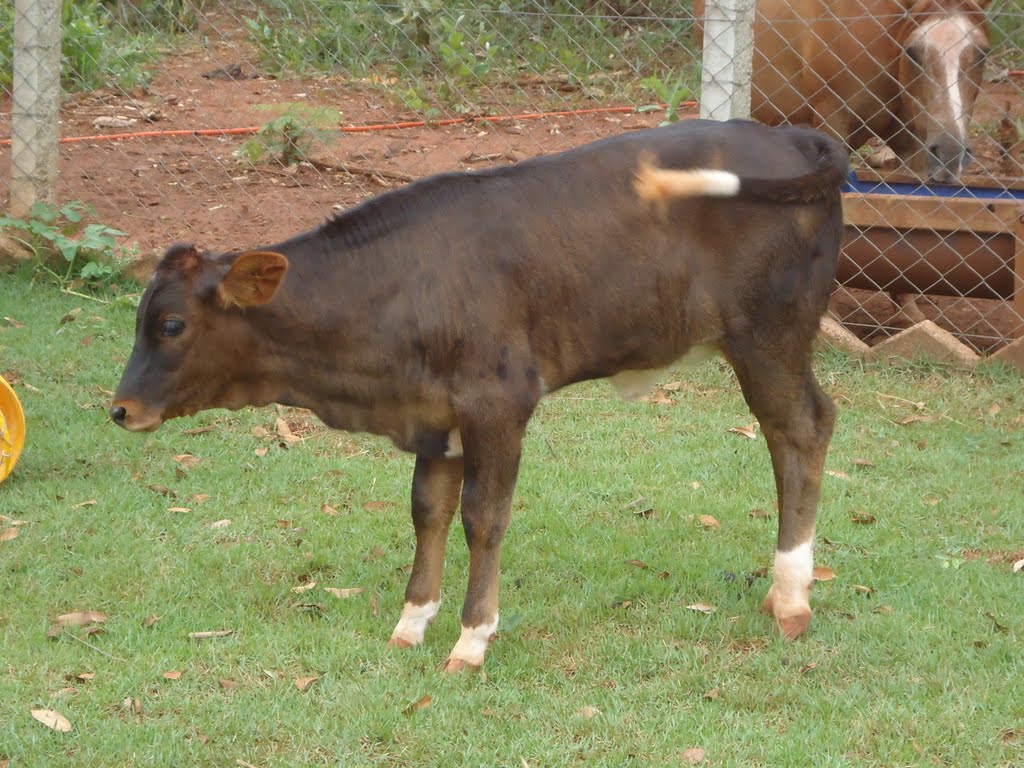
[161,318,185,338]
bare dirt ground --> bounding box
[1,13,1022,351]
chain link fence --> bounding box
[2,0,1023,352]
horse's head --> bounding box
[894,0,991,183]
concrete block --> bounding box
[986,336,1024,374]
[816,316,869,357]
[866,320,979,368]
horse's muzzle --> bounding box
[926,134,972,184]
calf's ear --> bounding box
[218,251,289,308]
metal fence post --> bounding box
[10,0,62,219]
[699,0,755,121]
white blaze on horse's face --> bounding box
[901,11,989,183]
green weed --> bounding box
[0,201,134,289]
[245,0,700,110]
[639,70,695,125]
[236,110,338,167]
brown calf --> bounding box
[111,119,848,671]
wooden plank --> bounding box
[853,166,1024,192]
[842,193,1021,234]
[1014,218,1024,320]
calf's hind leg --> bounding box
[725,348,836,640]
[389,455,464,648]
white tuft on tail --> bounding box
[635,161,741,201]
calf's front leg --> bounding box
[443,412,528,673]
[389,455,464,648]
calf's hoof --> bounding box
[387,636,418,650]
[442,655,480,674]
[761,587,812,640]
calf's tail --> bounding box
[635,136,848,205]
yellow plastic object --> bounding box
[0,375,25,483]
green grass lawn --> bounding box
[1,270,1022,767]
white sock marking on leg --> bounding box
[390,600,441,646]
[771,540,814,616]
[448,614,499,667]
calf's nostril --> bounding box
[110,405,127,424]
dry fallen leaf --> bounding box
[852,584,874,595]
[172,454,200,469]
[162,670,182,680]
[59,308,82,325]
[727,422,758,440]
[210,519,232,529]
[236,761,259,768]
[294,675,320,692]
[682,747,706,764]
[122,697,143,715]
[800,662,818,674]
[826,469,851,480]
[987,403,1001,416]
[690,481,701,490]
[402,694,432,715]
[276,417,302,444]
[646,388,674,405]
[31,708,72,732]
[252,425,271,438]
[291,582,318,594]
[0,527,19,543]
[168,507,191,514]
[183,425,217,436]
[5,315,25,328]
[625,559,648,569]
[142,614,161,628]
[922,494,941,506]
[55,611,106,627]
[219,678,238,690]
[748,508,771,519]
[321,503,339,516]
[73,672,95,682]
[697,514,720,530]
[254,447,269,457]
[362,501,394,512]
[578,705,601,718]
[70,499,98,509]
[687,602,717,614]
[188,630,233,640]
[812,566,836,581]
[703,687,721,701]
[189,493,211,505]
[874,605,894,615]
[1013,558,1024,574]
[851,511,876,525]
[324,587,364,599]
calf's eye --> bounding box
[161,318,185,337]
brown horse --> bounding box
[695,0,992,183]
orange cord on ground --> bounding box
[0,102,696,147]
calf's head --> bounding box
[111,244,288,432]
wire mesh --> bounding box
[1,0,1022,352]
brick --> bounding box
[866,320,979,369]
[986,336,1024,373]
[816,316,869,357]
[0,234,33,267]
